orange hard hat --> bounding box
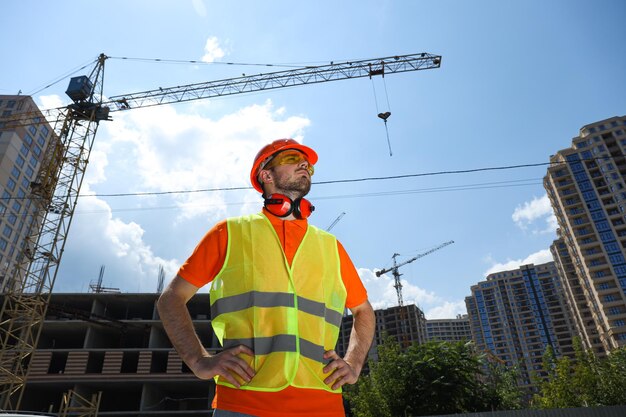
[250,138,318,193]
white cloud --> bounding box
[357,268,466,319]
[201,36,225,63]
[512,194,557,235]
[191,0,207,17]
[103,100,310,222]
[38,95,65,108]
[425,300,467,320]
[56,184,180,293]
[483,248,554,276]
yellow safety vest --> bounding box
[209,213,347,392]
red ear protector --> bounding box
[264,194,315,219]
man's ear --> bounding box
[259,169,273,185]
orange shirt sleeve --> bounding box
[177,220,228,288]
[337,240,368,308]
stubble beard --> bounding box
[274,173,311,199]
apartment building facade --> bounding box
[426,314,471,342]
[544,115,626,352]
[0,95,57,291]
[465,262,576,387]
[550,231,605,355]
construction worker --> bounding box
[157,138,375,417]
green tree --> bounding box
[482,361,524,411]
[346,338,523,416]
[533,339,626,408]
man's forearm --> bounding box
[157,289,208,367]
[344,300,375,376]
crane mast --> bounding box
[0,52,441,409]
[0,53,108,409]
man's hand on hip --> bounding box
[322,349,359,390]
[190,344,255,388]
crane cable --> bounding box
[371,77,393,156]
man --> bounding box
[157,138,375,417]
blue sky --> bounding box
[1,0,625,318]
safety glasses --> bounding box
[264,150,314,176]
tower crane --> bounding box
[376,240,454,307]
[0,52,441,409]
[376,240,454,348]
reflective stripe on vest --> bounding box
[211,292,344,328]
[209,213,347,392]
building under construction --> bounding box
[14,292,214,415]
[337,303,428,362]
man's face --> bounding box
[263,150,313,197]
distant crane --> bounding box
[376,240,454,347]
[326,212,346,231]
[376,240,454,307]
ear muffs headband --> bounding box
[264,194,315,219]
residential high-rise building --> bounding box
[544,115,626,352]
[0,95,57,291]
[465,262,576,387]
[426,314,471,342]
[550,230,604,355]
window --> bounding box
[37,135,46,147]
[16,189,25,199]
[0,239,6,251]
[29,156,37,167]
[41,126,49,137]
[11,201,21,212]
[15,156,24,168]
[24,135,33,146]
[25,166,34,178]
[2,226,11,239]
[6,100,16,109]
[595,220,610,231]
[7,214,16,225]
[20,178,29,190]
[6,179,15,192]
[33,146,41,157]
[605,295,617,302]
[28,125,36,135]
[10,167,19,179]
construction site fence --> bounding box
[427,405,626,417]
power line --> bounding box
[72,178,542,215]
[84,161,553,199]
